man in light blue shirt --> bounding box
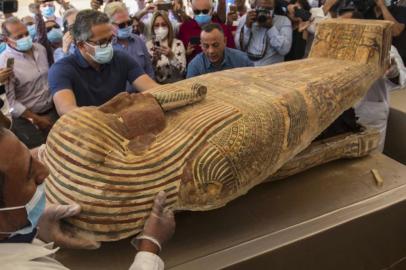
[187,23,253,78]
[235,0,292,66]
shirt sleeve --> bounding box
[5,77,26,118]
[235,16,251,51]
[267,18,293,56]
[129,251,164,270]
[141,41,155,79]
[186,57,201,78]
[124,51,147,84]
[48,62,73,96]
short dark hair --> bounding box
[72,9,110,42]
[290,0,311,11]
[201,23,224,35]
[1,16,23,37]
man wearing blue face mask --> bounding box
[0,17,57,149]
[37,0,63,28]
[178,0,236,63]
[48,9,159,116]
[0,126,175,270]
[105,2,155,83]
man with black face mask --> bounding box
[235,0,292,66]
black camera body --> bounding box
[256,8,272,23]
[0,0,18,13]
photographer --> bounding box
[284,0,311,61]
[235,0,292,66]
[35,0,63,27]
[147,11,186,83]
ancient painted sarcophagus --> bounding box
[43,19,392,241]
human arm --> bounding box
[157,41,187,73]
[376,0,405,37]
[267,17,293,56]
[216,0,227,24]
[53,89,78,116]
[235,14,253,50]
[132,75,159,92]
[130,191,175,270]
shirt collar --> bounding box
[74,46,91,68]
[205,47,228,70]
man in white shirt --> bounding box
[0,126,175,270]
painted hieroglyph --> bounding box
[43,19,393,241]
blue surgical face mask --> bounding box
[0,42,7,54]
[27,25,37,39]
[0,183,46,237]
[41,6,56,17]
[195,14,212,26]
[15,36,33,52]
[47,28,63,43]
[117,25,132,39]
[86,42,114,64]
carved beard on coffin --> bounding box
[43,19,393,241]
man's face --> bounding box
[192,0,212,13]
[5,22,29,49]
[0,131,49,235]
[112,10,132,30]
[79,23,113,56]
[201,29,226,65]
[21,16,34,26]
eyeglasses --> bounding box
[86,35,113,48]
[193,9,210,15]
[114,20,132,29]
[46,24,60,33]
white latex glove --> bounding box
[141,191,175,248]
[38,204,101,249]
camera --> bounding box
[0,0,18,13]
[256,7,272,23]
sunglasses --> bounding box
[193,9,210,15]
[114,20,132,29]
[46,24,60,33]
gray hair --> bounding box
[72,9,110,42]
[63,8,79,26]
[1,16,23,37]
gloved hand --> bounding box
[38,204,101,250]
[140,191,175,249]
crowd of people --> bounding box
[0,0,405,268]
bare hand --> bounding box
[62,32,73,54]
[0,68,13,84]
[157,45,174,59]
[38,204,101,249]
[298,20,311,32]
[246,10,256,28]
[227,11,238,26]
[186,43,195,56]
[33,115,53,130]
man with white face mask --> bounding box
[48,9,159,116]
[105,2,155,82]
[0,126,175,270]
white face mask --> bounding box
[154,27,169,41]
